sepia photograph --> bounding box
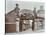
[5,0,45,35]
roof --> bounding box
[20,9,33,13]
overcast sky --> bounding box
[6,0,44,13]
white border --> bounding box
[0,0,46,35]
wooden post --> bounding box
[32,18,35,31]
[19,14,23,32]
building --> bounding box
[5,3,20,32]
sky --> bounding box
[6,0,44,13]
